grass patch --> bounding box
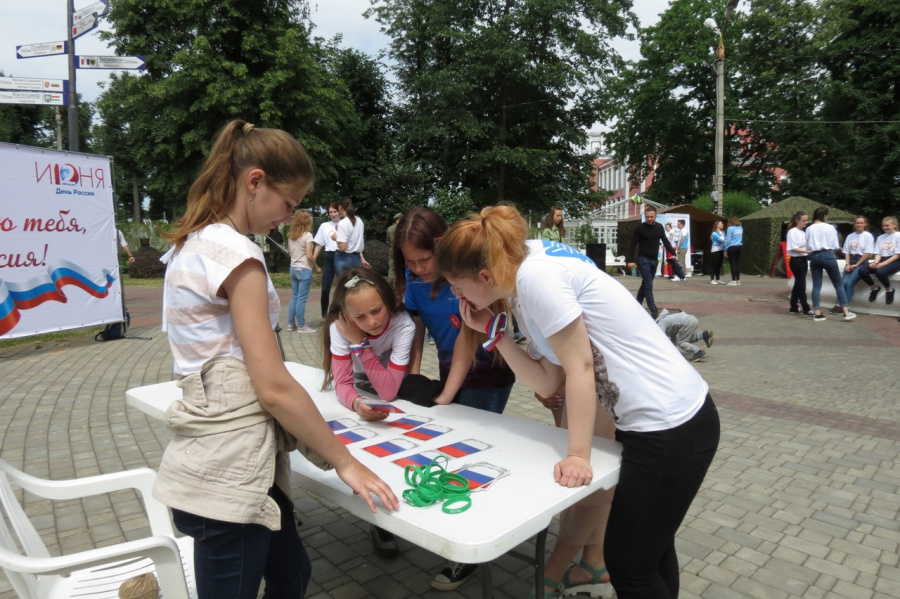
[0,326,96,349]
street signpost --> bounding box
[0,91,67,106]
[71,13,98,40]
[0,77,67,93]
[75,55,146,71]
[15,41,68,59]
[72,0,109,24]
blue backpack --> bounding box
[95,308,130,342]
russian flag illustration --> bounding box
[337,430,369,445]
[404,425,448,441]
[393,453,437,468]
[438,440,489,458]
[387,416,428,430]
[454,467,496,490]
[364,441,410,457]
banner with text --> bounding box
[0,143,122,339]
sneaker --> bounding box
[710,279,718,285]
[887,289,895,305]
[813,313,827,322]
[701,330,714,348]
[369,525,399,559]
[427,334,435,345]
[843,311,857,321]
[689,350,707,362]
[650,308,659,319]
[829,305,843,315]
[804,310,816,316]
[295,326,316,333]
[869,286,881,302]
[285,324,297,332]
[788,307,800,314]
[726,280,740,286]
[670,277,681,282]
[514,331,527,344]
[431,562,479,591]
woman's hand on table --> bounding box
[336,459,399,513]
[554,455,593,488]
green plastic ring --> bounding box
[441,495,472,514]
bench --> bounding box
[787,259,900,317]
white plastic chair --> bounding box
[606,250,628,275]
[0,459,195,599]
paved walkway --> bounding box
[1,274,898,599]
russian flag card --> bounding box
[437,439,492,458]
[363,437,418,457]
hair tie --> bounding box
[344,275,371,289]
[242,123,255,135]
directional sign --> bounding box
[75,55,146,71]
[72,13,98,40]
[0,90,67,107]
[72,0,109,25]
[0,77,67,93]
[16,41,68,59]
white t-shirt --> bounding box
[117,229,129,249]
[329,311,415,381]
[804,222,840,252]
[313,220,339,252]
[843,231,875,257]
[162,224,279,376]
[336,217,365,253]
[786,227,808,257]
[288,232,313,270]
[875,231,900,257]
[513,240,708,432]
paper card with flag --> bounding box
[437,439,492,458]
[384,415,433,430]
[452,462,509,491]
[403,424,452,441]
[326,418,357,431]
[360,398,405,413]
[363,437,418,458]
[335,427,377,445]
[392,450,444,469]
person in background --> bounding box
[786,211,814,315]
[435,204,719,599]
[839,215,878,308]
[709,219,726,284]
[286,209,319,333]
[676,219,690,278]
[667,221,687,282]
[313,202,341,317]
[724,216,743,286]
[807,206,855,321]
[627,205,677,318]
[155,120,397,599]
[335,197,371,275]
[386,212,403,281]
[392,206,516,591]
[655,309,714,362]
[541,205,566,242]
[117,229,135,264]
[862,215,900,305]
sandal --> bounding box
[561,560,611,597]
[527,576,564,599]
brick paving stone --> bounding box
[3,277,900,598]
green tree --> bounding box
[692,191,761,218]
[100,0,364,218]
[369,0,636,216]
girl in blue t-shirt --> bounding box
[391,207,516,591]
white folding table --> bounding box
[126,362,621,598]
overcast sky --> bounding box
[0,0,672,104]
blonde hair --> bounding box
[882,216,898,227]
[163,120,314,249]
[434,204,524,357]
[288,209,312,240]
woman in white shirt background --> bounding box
[786,211,813,315]
[863,216,900,305]
[334,197,371,275]
[839,215,879,307]
[806,206,855,321]
[312,201,341,317]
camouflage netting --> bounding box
[741,197,857,277]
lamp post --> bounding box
[704,17,724,216]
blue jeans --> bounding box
[863,259,900,289]
[334,251,361,276]
[457,383,513,414]
[289,267,312,327]
[810,250,847,310]
[173,488,311,599]
[320,251,335,316]
[841,255,876,304]
[635,256,658,311]
[605,395,719,598]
